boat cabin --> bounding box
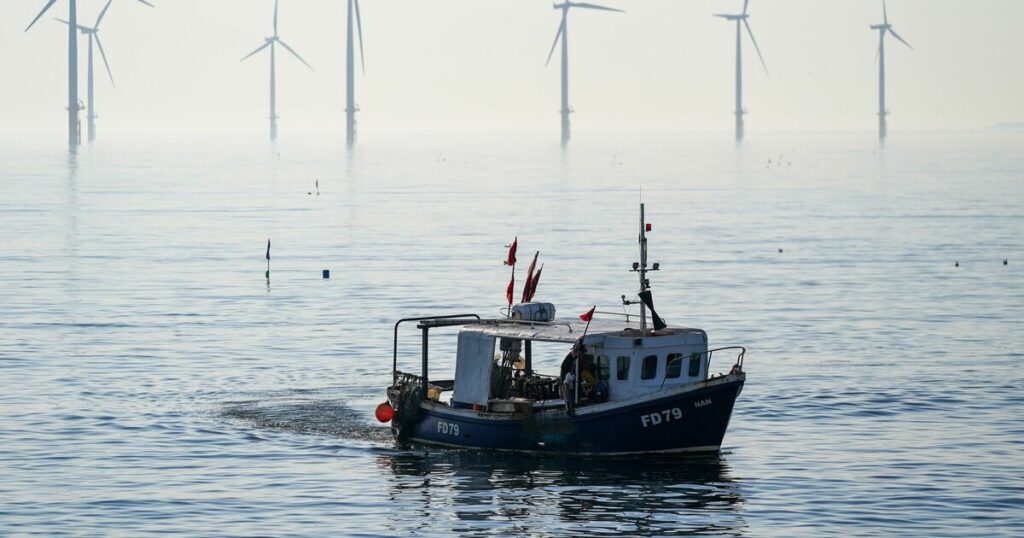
[392,304,728,414]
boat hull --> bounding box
[396,374,744,455]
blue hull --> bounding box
[398,374,744,455]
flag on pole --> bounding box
[521,251,539,303]
[504,237,518,266]
[579,306,596,322]
[266,239,271,260]
[638,290,668,330]
[506,273,515,308]
[526,264,543,302]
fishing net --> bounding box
[389,372,424,441]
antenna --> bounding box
[638,203,648,333]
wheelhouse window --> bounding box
[597,355,611,380]
[688,352,702,377]
[641,355,658,380]
[616,356,630,380]
[665,353,683,379]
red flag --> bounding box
[506,273,515,307]
[526,264,543,302]
[521,251,539,303]
[579,306,596,322]
[505,237,518,266]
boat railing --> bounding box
[393,314,481,384]
[593,310,642,324]
[660,346,746,390]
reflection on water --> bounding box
[379,450,746,536]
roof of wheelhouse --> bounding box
[444,317,706,344]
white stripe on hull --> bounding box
[406,437,722,457]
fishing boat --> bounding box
[378,204,747,455]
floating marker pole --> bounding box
[265,238,271,280]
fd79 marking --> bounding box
[641,407,683,428]
[437,420,460,436]
[640,399,713,428]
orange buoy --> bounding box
[375,402,395,423]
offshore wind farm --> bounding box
[1,1,1022,537]
[9,0,976,147]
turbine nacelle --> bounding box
[545,1,623,66]
[873,0,912,49]
[240,1,313,71]
[714,1,768,75]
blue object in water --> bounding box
[322,269,330,279]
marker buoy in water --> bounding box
[375,402,395,423]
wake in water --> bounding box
[220,389,393,444]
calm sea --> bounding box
[1,130,1021,536]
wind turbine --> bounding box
[25,0,83,148]
[714,0,768,141]
[241,0,313,141]
[546,1,623,144]
[345,0,366,146]
[57,0,151,143]
[871,0,912,140]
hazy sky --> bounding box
[1,0,1021,136]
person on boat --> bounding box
[562,369,576,415]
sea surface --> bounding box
[1,130,1022,536]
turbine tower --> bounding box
[241,0,313,141]
[871,0,913,140]
[546,2,623,144]
[57,0,151,143]
[26,0,83,149]
[345,0,366,146]
[714,0,767,141]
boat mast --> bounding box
[638,203,648,334]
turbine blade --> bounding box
[743,0,750,16]
[274,0,278,36]
[25,0,59,32]
[883,0,888,25]
[545,19,565,67]
[571,2,624,13]
[355,0,366,74]
[240,40,272,62]
[53,17,89,32]
[744,19,768,74]
[94,34,115,87]
[874,40,881,62]
[136,0,155,6]
[277,39,313,70]
[888,28,913,50]
[713,14,733,19]
[95,0,113,28]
